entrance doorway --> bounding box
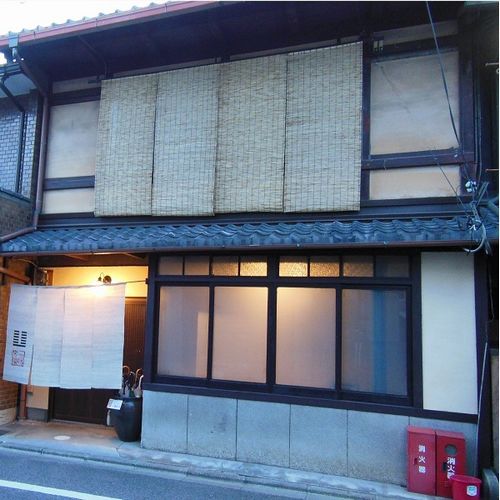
[50,298,146,424]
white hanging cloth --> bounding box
[3,283,126,389]
[3,285,37,384]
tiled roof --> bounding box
[0,1,211,42]
[1,209,497,255]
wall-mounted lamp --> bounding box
[97,273,112,284]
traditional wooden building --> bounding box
[0,0,498,487]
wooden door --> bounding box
[51,298,146,424]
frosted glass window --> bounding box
[343,256,374,277]
[370,51,459,154]
[157,287,209,378]
[310,256,340,277]
[158,256,183,275]
[369,166,461,200]
[45,101,99,178]
[184,256,210,275]
[276,288,336,388]
[279,257,308,277]
[342,289,407,395]
[376,256,410,278]
[212,256,239,276]
[212,287,267,383]
[240,257,268,276]
[42,188,95,214]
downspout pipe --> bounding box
[0,75,25,194]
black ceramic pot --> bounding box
[110,396,142,442]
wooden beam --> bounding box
[122,253,146,262]
[65,254,89,261]
[0,266,30,284]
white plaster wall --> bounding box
[421,252,478,414]
[50,266,148,297]
[26,386,49,410]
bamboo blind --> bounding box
[284,43,363,212]
[95,74,158,216]
[93,42,363,217]
[214,55,287,213]
[153,65,219,216]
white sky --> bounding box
[0,0,158,36]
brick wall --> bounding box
[0,260,30,421]
[0,286,18,416]
[0,191,32,237]
[0,91,40,198]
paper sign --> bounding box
[107,399,123,410]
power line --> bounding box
[425,1,490,254]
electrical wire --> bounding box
[426,4,462,150]
[425,1,474,185]
[425,1,490,254]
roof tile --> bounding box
[0,209,497,255]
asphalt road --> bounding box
[0,448,338,500]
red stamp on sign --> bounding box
[11,349,25,367]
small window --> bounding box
[376,255,409,278]
[279,256,308,277]
[343,256,374,277]
[211,256,239,276]
[158,256,183,275]
[240,257,267,277]
[310,256,340,277]
[184,256,210,275]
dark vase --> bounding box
[110,396,142,442]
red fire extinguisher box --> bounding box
[436,430,466,498]
[407,426,436,495]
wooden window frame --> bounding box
[360,32,475,204]
[147,252,417,409]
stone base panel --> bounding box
[141,391,477,486]
[0,406,16,425]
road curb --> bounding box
[0,441,436,500]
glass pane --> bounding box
[343,256,374,277]
[212,256,239,276]
[342,289,407,395]
[310,256,340,277]
[157,287,209,378]
[240,257,268,277]
[158,256,183,275]
[376,255,409,278]
[276,288,336,388]
[212,287,267,383]
[370,52,459,155]
[279,256,308,277]
[184,256,210,275]
[370,166,461,200]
